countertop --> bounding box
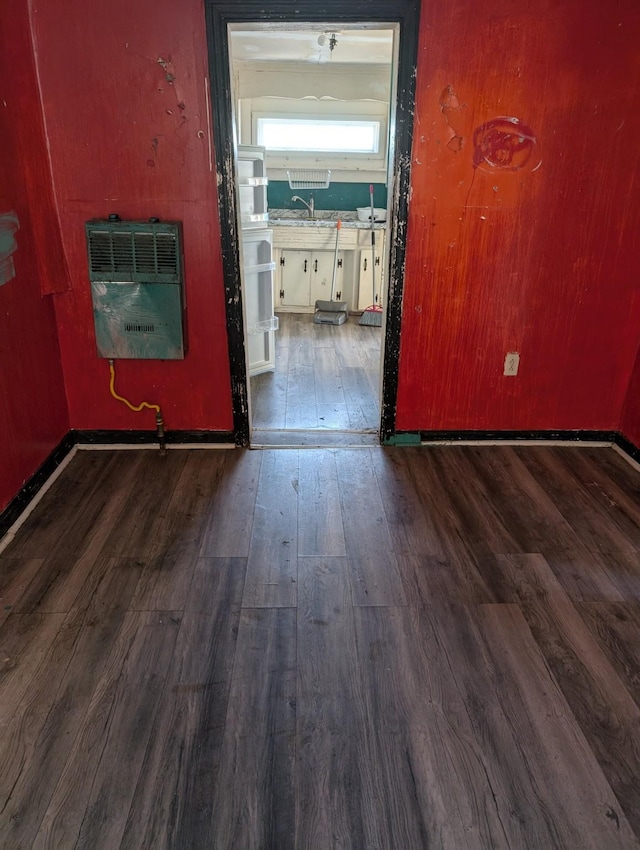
[268,209,387,230]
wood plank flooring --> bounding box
[1,445,640,848]
[250,312,381,432]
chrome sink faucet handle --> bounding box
[291,195,314,219]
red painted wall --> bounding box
[396,0,640,431]
[31,0,233,432]
[0,0,69,514]
[29,0,640,439]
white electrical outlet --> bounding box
[504,351,520,376]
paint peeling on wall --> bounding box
[439,85,466,152]
[0,212,19,286]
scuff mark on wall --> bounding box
[0,212,19,286]
[157,55,188,121]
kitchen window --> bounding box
[256,117,380,154]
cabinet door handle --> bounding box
[363,258,368,271]
[314,259,318,272]
[304,259,308,272]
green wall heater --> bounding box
[86,216,186,359]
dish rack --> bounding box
[286,169,331,190]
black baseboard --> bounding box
[416,429,618,443]
[0,432,75,539]
[73,429,235,445]
[614,432,640,465]
[2,427,640,544]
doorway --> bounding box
[204,1,421,446]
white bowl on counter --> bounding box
[356,207,387,222]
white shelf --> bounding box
[244,261,276,275]
[239,177,269,187]
[247,316,279,335]
[241,212,269,224]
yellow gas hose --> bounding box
[108,360,166,453]
[108,359,160,413]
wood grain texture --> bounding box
[578,602,640,711]
[336,449,406,606]
[101,451,188,558]
[0,558,143,849]
[297,450,346,557]
[210,607,297,850]
[0,557,44,626]
[371,448,445,557]
[33,610,181,850]
[200,449,262,557]
[11,453,147,614]
[0,446,640,847]
[242,450,298,607]
[478,603,638,848]
[353,604,511,848]
[398,449,496,603]
[490,553,640,833]
[4,452,115,559]
[131,451,225,610]
[462,446,587,555]
[515,447,640,555]
[296,556,374,850]
[122,557,245,849]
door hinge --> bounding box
[280,256,285,266]
[279,289,284,299]
[336,291,342,300]
[337,258,343,268]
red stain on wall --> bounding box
[0,0,69,512]
[397,0,640,431]
[31,0,233,432]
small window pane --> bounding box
[257,118,379,153]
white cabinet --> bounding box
[279,250,346,308]
[271,224,385,313]
[241,229,278,376]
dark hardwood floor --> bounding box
[250,312,381,432]
[1,444,640,848]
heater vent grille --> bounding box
[85,219,182,284]
[87,228,179,280]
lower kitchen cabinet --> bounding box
[271,224,386,313]
[279,250,348,308]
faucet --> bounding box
[291,195,314,219]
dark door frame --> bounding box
[204,0,421,445]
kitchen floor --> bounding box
[250,312,381,432]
